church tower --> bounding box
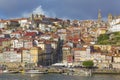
[108,14,113,23]
[30,14,34,24]
[98,9,102,23]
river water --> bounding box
[0,73,120,80]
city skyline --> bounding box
[0,0,120,20]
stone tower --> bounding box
[108,14,113,23]
[98,9,102,23]
[30,14,34,21]
[30,14,34,24]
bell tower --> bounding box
[98,9,102,23]
[108,14,113,23]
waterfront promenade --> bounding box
[0,62,120,76]
[30,67,120,76]
[92,68,120,74]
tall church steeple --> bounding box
[98,9,102,22]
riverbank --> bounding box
[92,69,120,74]
[1,67,120,76]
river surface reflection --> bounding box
[0,73,120,80]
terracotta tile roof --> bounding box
[20,47,30,50]
[11,32,22,34]
[9,20,18,22]
[0,18,28,23]
[113,54,120,57]
[24,32,36,37]
[8,18,28,21]
[0,20,7,23]
[106,53,112,56]
[99,27,107,29]
[45,40,51,44]
[38,39,45,42]
[0,38,10,41]
[72,48,86,51]
[20,37,33,41]
[52,34,59,38]
[63,45,71,48]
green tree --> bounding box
[97,34,109,44]
[97,32,120,45]
[82,60,94,68]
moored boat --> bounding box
[2,70,20,74]
[25,70,48,74]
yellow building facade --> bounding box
[30,47,39,65]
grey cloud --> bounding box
[0,0,40,18]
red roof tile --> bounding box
[24,32,36,37]
[72,48,86,51]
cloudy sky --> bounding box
[0,0,120,20]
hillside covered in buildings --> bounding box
[0,11,120,69]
